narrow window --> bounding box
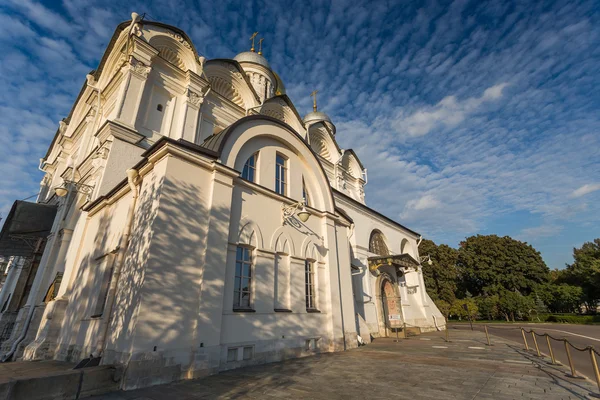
[234,247,253,309]
[242,153,257,182]
[156,104,163,112]
[305,260,316,310]
[302,178,310,206]
[243,346,253,360]
[275,154,287,196]
[227,348,238,362]
[92,256,114,318]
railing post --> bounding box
[589,347,600,397]
[545,335,557,365]
[531,331,541,357]
[521,328,529,351]
[484,325,491,346]
[564,339,580,378]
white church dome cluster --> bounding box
[0,13,444,391]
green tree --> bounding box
[457,235,549,297]
[533,283,583,313]
[559,239,600,312]
[434,299,451,318]
[475,295,500,320]
[420,239,459,303]
[449,298,478,321]
[498,290,535,321]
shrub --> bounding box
[545,314,600,324]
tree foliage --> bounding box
[420,239,459,303]
[457,235,549,297]
[558,239,600,311]
[421,235,597,320]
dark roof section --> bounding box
[332,188,420,237]
[335,206,354,224]
[0,201,58,257]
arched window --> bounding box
[242,152,257,182]
[400,239,410,255]
[369,230,389,256]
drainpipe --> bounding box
[94,168,140,357]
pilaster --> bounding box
[112,41,158,128]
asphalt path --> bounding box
[449,322,600,383]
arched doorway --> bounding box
[377,275,402,337]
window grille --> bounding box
[275,154,287,195]
[234,247,253,309]
[242,153,257,182]
[305,260,316,310]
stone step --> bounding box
[0,361,122,400]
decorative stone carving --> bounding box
[124,57,151,78]
[167,31,192,50]
[187,89,204,107]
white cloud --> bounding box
[570,183,600,198]
[392,83,509,137]
[405,194,441,211]
[518,225,563,240]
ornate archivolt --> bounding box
[341,152,363,179]
[208,76,245,108]
[309,128,338,163]
[204,61,258,110]
[156,45,187,71]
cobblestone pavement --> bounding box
[90,330,599,400]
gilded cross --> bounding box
[310,90,318,112]
[250,32,258,52]
[258,38,264,55]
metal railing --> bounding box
[478,325,600,396]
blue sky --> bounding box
[0,0,599,269]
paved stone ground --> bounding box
[90,330,599,400]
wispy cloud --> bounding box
[393,83,509,137]
[570,183,600,198]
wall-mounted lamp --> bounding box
[419,255,433,266]
[282,198,310,223]
[54,180,95,201]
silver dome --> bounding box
[303,111,332,124]
[233,51,271,69]
[303,111,336,134]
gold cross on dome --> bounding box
[310,90,318,112]
[250,32,258,52]
[258,38,264,55]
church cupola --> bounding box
[233,33,276,102]
[303,90,336,134]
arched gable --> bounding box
[301,237,324,261]
[309,125,341,163]
[260,95,304,134]
[208,115,336,213]
[204,60,260,110]
[238,218,264,249]
[341,150,364,179]
[271,228,296,256]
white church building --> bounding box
[0,14,444,389]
